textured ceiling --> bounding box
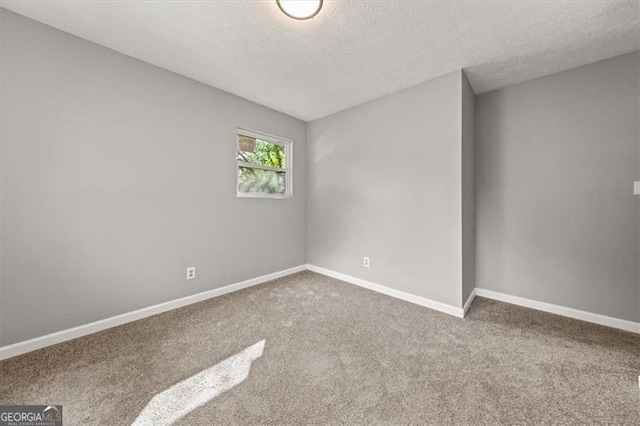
[2,1,639,121]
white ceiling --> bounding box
[2,1,639,121]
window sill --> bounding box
[237,192,291,199]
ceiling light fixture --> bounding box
[276,0,323,20]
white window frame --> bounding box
[236,128,293,199]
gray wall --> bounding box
[476,52,640,322]
[0,9,307,346]
[461,73,476,306]
[307,71,465,308]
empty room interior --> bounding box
[1,1,639,424]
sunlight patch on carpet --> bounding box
[132,340,265,426]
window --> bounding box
[236,128,292,198]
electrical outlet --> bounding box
[186,267,196,280]
[363,257,370,268]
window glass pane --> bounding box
[238,166,286,195]
[237,136,286,169]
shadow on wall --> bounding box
[308,127,363,262]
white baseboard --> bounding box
[475,288,640,334]
[462,289,476,317]
[5,266,636,361]
[0,265,307,361]
[307,264,464,318]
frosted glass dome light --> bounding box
[276,0,323,20]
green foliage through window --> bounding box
[237,135,289,196]
[237,139,285,168]
[238,167,285,194]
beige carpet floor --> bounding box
[1,271,639,425]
